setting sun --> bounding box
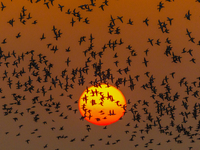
[79,83,126,126]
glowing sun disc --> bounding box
[78,84,126,126]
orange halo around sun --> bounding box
[78,83,126,126]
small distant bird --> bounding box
[16,32,21,38]
[40,33,46,40]
[185,10,191,20]
[99,4,105,11]
[117,16,123,23]
[143,57,149,67]
[127,19,133,25]
[70,17,75,27]
[26,139,30,144]
[167,17,173,25]
[143,17,149,26]
[32,20,37,24]
[1,2,6,11]
[147,38,153,46]
[44,2,50,9]
[157,1,164,12]
[43,144,48,148]
[58,4,64,12]
[8,19,15,26]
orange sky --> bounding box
[1,0,200,149]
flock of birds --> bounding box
[1,0,200,150]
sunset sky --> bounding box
[1,0,200,150]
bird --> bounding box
[103,0,109,6]
[49,0,54,6]
[83,17,89,24]
[127,19,133,25]
[167,17,173,25]
[58,4,64,12]
[147,38,153,46]
[166,37,171,44]
[144,49,149,56]
[32,20,37,24]
[40,33,46,40]
[16,32,21,38]
[157,1,164,12]
[1,2,6,11]
[155,39,161,45]
[26,139,30,144]
[43,144,48,148]
[27,13,32,19]
[44,2,50,9]
[185,10,192,20]
[8,19,15,26]
[99,4,105,11]
[117,16,123,23]
[70,18,75,26]
[143,18,149,26]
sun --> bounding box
[78,83,126,126]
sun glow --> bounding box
[79,84,126,126]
